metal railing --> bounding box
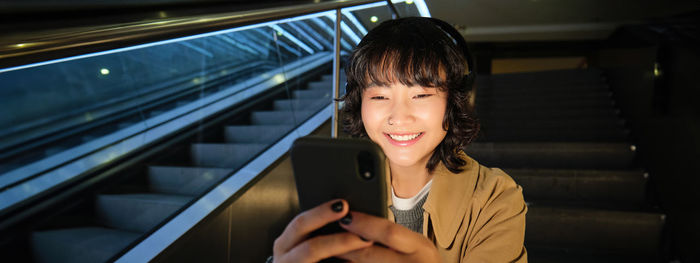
[0,0,388,70]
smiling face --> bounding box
[361,83,448,170]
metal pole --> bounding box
[386,0,400,19]
[331,8,342,138]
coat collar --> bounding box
[423,153,478,247]
[385,153,479,248]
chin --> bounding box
[384,151,424,168]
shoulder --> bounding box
[467,156,524,208]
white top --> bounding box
[391,179,433,211]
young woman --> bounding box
[273,17,527,263]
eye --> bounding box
[413,94,433,99]
[370,96,387,100]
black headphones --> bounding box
[427,18,475,88]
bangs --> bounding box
[346,18,467,91]
[361,49,448,89]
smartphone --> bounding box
[290,136,388,237]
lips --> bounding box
[384,132,424,146]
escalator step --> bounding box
[250,110,316,125]
[526,206,664,255]
[465,142,636,169]
[308,75,346,90]
[147,166,233,196]
[190,143,267,168]
[32,227,140,263]
[44,147,65,156]
[149,110,166,118]
[273,99,328,111]
[507,169,647,207]
[224,125,294,143]
[176,100,195,107]
[118,122,138,129]
[95,193,191,233]
[293,89,331,99]
[307,80,332,90]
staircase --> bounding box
[30,73,340,263]
[466,68,665,262]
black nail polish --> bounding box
[331,201,343,212]
[339,214,352,225]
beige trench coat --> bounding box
[385,153,528,262]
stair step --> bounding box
[481,119,625,131]
[465,142,636,169]
[250,110,316,125]
[293,89,332,99]
[478,83,610,96]
[477,90,612,102]
[32,227,140,263]
[526,246,654,263]
[476,98,614,111]
[478,108,619,119]
[478,127,629,142]
[273,99,329,111]
[224,125,294,143]
[507,169,647,206]
[190,143,267,168]
[484,69,604,86]
[148,166,233,196]
[95,193,191,233]
[480,112,619,123]
[526,206,664,255]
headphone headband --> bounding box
[427,18,474,85]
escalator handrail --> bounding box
[0,0,384,70]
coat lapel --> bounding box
[422,154,479,248]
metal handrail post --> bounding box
[331,8,342,138]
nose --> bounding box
[388,99,415,126]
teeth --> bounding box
[388,133,421,141]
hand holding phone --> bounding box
[291,136,388,226]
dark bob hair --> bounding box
[340,17,480,174]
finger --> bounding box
[274,199,349,254]
[339,211,427,254]
[336,244,404,263]
[281,232,373,263]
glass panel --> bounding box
[0,10,336,210]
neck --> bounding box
[390,160,432,198]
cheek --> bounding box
[422,100,448,131]
[360,102,379,135]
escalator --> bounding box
[30,69,338,263]
[0,1,405,261]
[468,68,666,262]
